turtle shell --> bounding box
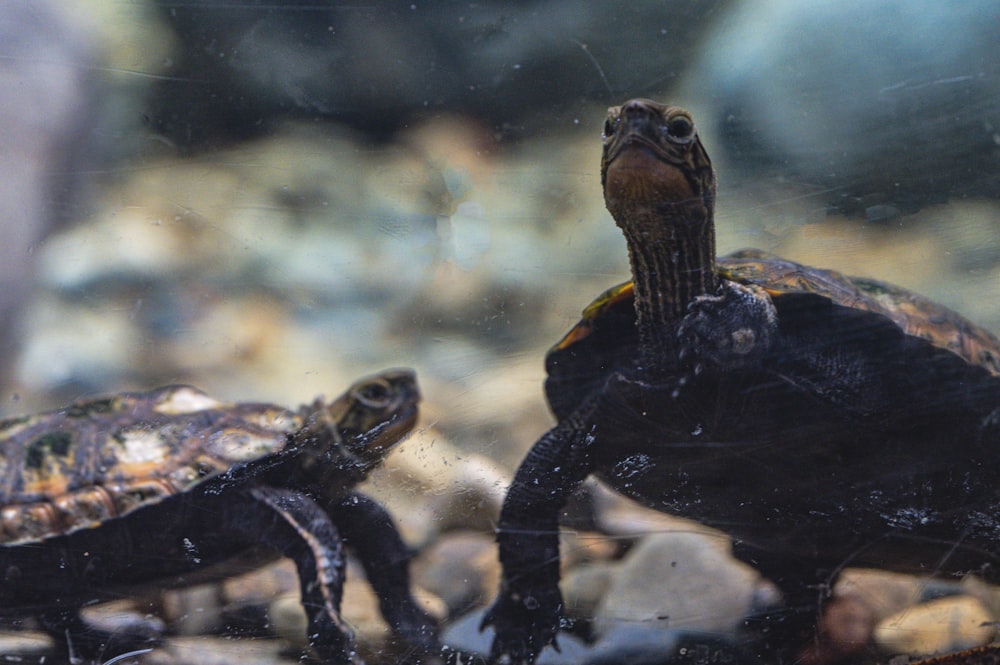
[545,249,1000,420]
[0,386,300,545]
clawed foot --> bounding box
[678,280,778,374]
[390,604,441,651]
[481,586,564,664]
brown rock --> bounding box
[874,595,996,657]
[593,532,762,638]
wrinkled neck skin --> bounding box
[619,202,717,376]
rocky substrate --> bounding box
[2,4,1000,661]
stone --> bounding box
[833,568,927,623]
[0,630,53,656]
[874,595,997,657]
[561,562,617,620]
[141,635,296,665]
[593,532,762,639]
[160,582,224,637]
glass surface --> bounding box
[1,1,998,663]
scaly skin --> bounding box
[484,100,1000,665]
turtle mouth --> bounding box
[607,132,673,168]
[348,403,419,465]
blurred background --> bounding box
[2,1,999,663]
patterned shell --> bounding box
[556,249,1000,376]
[0,386,299,545]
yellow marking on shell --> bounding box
[21,475,72,498]
[582,282,635,319]
[555,282,636,350]
[106,478,180,517]
[117,429,173,465]
[52,486,116,527]
[205,425,289,464]
[154,386,223,414]
[1,502,58,544]
[0,477,187,545]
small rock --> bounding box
[874,595,997,657]
[561,562,617,620]
[593,532,762,639]
[141,635,296,665]
[160,582,224,636]
[0,630,53,656]
[961,576,1000,620]
[268,591,308,648]
[80,598,165,644]
[586,623,684,664]
[833,568,927,623]
[801,595,878,665]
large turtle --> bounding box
[0,369,436,664]
[483,99,1000,664]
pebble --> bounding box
[593,532,764,639]
[560,561,617,620]
[833,568,929,623]
[0,630,53,656]
[160,582,223,636]
[874,595,997,657]
[80,598,166,645]
[140,635,296,665]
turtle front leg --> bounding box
[678,279,779,374]
[232,486,361,664]
[482,409,597,665]
[330,491,440,650]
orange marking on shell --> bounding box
[52,485,117,526]
[556,282,636,350]
[106,478,180,517]
[2,502,58,543]
[20,476,72,498]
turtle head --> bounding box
[299,369,420,477]
[600,100,720,350]
[601,99,715,230]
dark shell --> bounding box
[546,250,1000,419]
[0,386,301,545]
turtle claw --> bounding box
[678,280,778,372]
[482,587,564,665]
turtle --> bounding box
[483,99,1000,664]
[0,369,437,664]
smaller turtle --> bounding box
[0,369,435,664]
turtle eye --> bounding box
[666,114,694,141]
[356,380,391,406]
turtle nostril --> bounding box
[623,100,644,114]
